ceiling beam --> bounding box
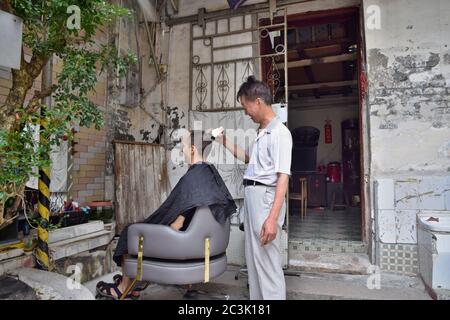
[288,95,358,110]
[277,52,357,69]
[288,80,358,91]
[288,37,354,52]
[165,0,315,26]
[297,48,320,98]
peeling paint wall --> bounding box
[53,240,119,284]
[364,0,450,274]
[365,0,450,173]
[105,0,172,199]
[171,0,267,18]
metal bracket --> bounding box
[269,0,277,23]
[204,237,210,283]
[169,0,179,13]
[198,8,206,28]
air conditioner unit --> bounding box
[0,10,23,70]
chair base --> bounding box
[234,265,248,280]
[123,254,227,285]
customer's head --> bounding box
[181,130,213,164]
[237,76,273,123]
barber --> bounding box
[216,76,292,300]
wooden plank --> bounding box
[160,147,168,199]
[114,143,123,233]
[288,80,357,91]
[150,146,158,214]
[112,140,161,147]
[139,145,147,220]
[114,142,166,233]
[121,144,130,232]
[276,52,357,69]
[136,145,144,223]
[295,37,354,50]
[145,147,158,216]
[127,145,138,223]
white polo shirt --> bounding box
[244,116,293,186]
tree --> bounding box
[0,0,136,230]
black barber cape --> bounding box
[113,162,237,266]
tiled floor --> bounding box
[288,207,362,241]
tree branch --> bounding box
[27,54,50,79]
[25,87,53,114]
[0,0,13,13]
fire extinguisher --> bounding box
[324,120,332,144]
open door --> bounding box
[283,7,368,268]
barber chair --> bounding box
[120,206,231,300]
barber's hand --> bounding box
[212,127,225,145]
[260,217,277,246]
[214,132,225,145]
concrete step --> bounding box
[0,254,35,276]
[289,251,371,275]
[194,266,432,300]
[48,221,105,244]
[49,229,115,261]
[284,271,431,300]
[0,248,24,262]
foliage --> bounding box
[0,0,136,228]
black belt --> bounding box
[243,179,269,187]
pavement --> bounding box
[6,267,95,300]
[84,265,432,300]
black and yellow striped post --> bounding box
[36,54,53,271]
[37,117,51,271]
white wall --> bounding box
[364,0,450,174]
[363,0,450,262]
[288,105,359,165]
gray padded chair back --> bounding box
[127,206,230,260]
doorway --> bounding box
[281,7,366,254]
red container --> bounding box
[327,162,341,183]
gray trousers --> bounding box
[244,185,286,300]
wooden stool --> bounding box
[299,177,307,219]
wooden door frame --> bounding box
[284,6,370,244]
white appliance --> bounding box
[417,213,450,291]
[0,10,23,69]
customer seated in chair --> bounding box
[96,130,237,299]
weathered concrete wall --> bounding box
[104,0,172,200]
[364,0,450,274]
[53,239,119,284]
[171,0,266,18]
[286,0,360,15]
